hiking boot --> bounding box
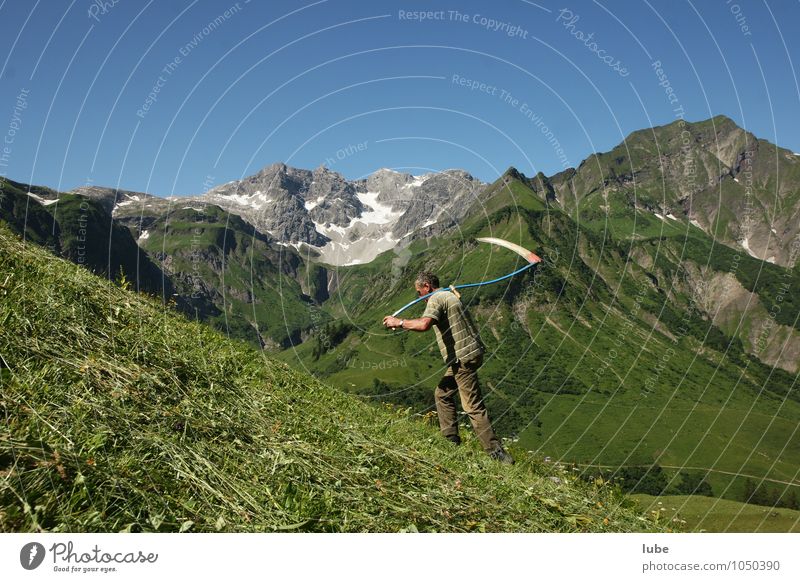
[444,434,461,446]
[488,446,515,465]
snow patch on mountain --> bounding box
[355,191,403,225]
[740,238,760,259]
[27,192,58,206]
[304,197,324,211]
[312,198,403,265]
[222,190,274,207]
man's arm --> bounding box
[382,316,434,331]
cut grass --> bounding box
[0,226,660,532]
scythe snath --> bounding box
[390,237,542,317]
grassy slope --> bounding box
[0,225,658,532]
[633,494,800,533]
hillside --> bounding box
[134,203,325,349]
[633,494,800,533]
[0,179,320,349]
[0,178,169,296]
[0,225,657,532]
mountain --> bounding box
[0,177,61,249]
[0,223,657,532]
[97,116,800,271]
[0,178,170,296]
[135,203,325,349]
[109,164,486,266]
[537,115,800,267]
[68,185,158,216]
[517,116,800,373]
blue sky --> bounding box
[1,0,798,196]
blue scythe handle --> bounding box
[390,238,542,317]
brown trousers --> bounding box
[434,355,501,452]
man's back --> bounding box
[422,290,484,364]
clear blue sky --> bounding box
[1,0,798,196]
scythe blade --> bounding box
[476,237,542,263]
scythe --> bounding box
[390,237,542,317]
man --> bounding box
[382,271,514,464]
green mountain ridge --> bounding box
[136,204,326,349]
[539,115,800,268]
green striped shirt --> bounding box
[422,290,484,364]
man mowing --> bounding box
[383,271,514,464]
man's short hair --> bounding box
[415,271,439,288]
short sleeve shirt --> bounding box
[421,290,484,364]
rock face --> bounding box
[201,163,372,247]
[669,261,800,374]
[390,169,484,239]
[111,164,486,266]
